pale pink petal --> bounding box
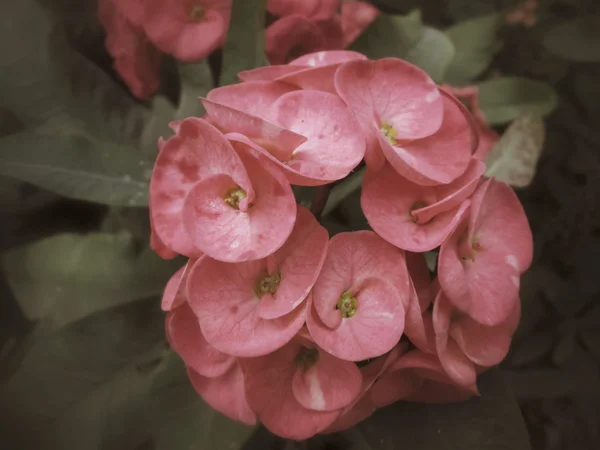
[149,118,251,258]
[242,341,341,440]
[450,302,520,367]
[412,159,485,224]
[439,179,532,325]
[206,81,297,121]
[98,0,161,99]
[188,363,257,425]
[315,16,345,50]
[182,147,296,262]
[114,0,145,26]
[292,350,362,411]
[341,1,380,46]
[150,204,179,260]
[266,15,326,65]
[270,90,365,184]
[161,261,193,311]
[201,98,306,162]
[258,206,329,319]
[379,91,473,186]
[187,257,306,357]
[334,58,443,140]
[289,50,368,66]
[404,286,435,354]
[166,303,235,377]
[311,231,409,329]
[238,65,310,82]
[143,0,231,61]
[432,292,477,387]
[469,179,533,273]
[307,281,405,361]
[362,163,473,252]
[267,0,341,19]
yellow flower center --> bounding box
[337,291,358,319]
[381,122,398,146]
[223,186,246,210]
[254,272,281,297]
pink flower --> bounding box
[438,178,533,326]
[149,118,296,262]
[335,58,474,184]
[240,50,367,94]
[265,14,344,64]
[267,0,341,20]
[306,231,409,361]
[241,331,362,440]
[361,159,485,252]
[142,0,232,61]
[369,349,477,407]
[188,363,256,425]
[166,302,235,377]
[186,207,328,357]
[98,0,161,99]
[441,85,499,160]
[202,81,365,186]
[432,288,520,387]
[167,302,256,425]
[113,0,146,27]
[340,1,379,46]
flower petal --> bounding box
[188,256,306,357]
[150,118,251,258]
[166,303,235,377]
[182,147,296,262]
[292,350,362,411]
[242,340,340,440]
[188,363,257,425]
[362,164,473,252]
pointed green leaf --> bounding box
[0,126,152,207]
[1,231,182,328]
[350,10,423,60]
[478,77,558,125]
[350,11,454,82]
[543,16,600,62]
[404,26,455,82]
[444,13,504,84]
[220,0,268,86]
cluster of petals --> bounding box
[98,0,232,98]
[151,50,534,440]
[265,0,379,64]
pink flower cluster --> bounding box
[98,0,378,98]
[265,0,379,64]
[150,51,533,440]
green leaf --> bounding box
[175,60,214,120]
[0,126,152,207]
[0,232,182,328]
[478,77,558,125]
[350,11,454,82]
[220,0,268,86]
[315,369,531,450]
[323,168,365,217]
[543,16,600,62]
[404,26,455,82]
[444,13,503,85]
[350,11,422,60]
[484,113,545,187]
[149,353,256,450]
[0,298,166,449]
[0,0,148,145]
